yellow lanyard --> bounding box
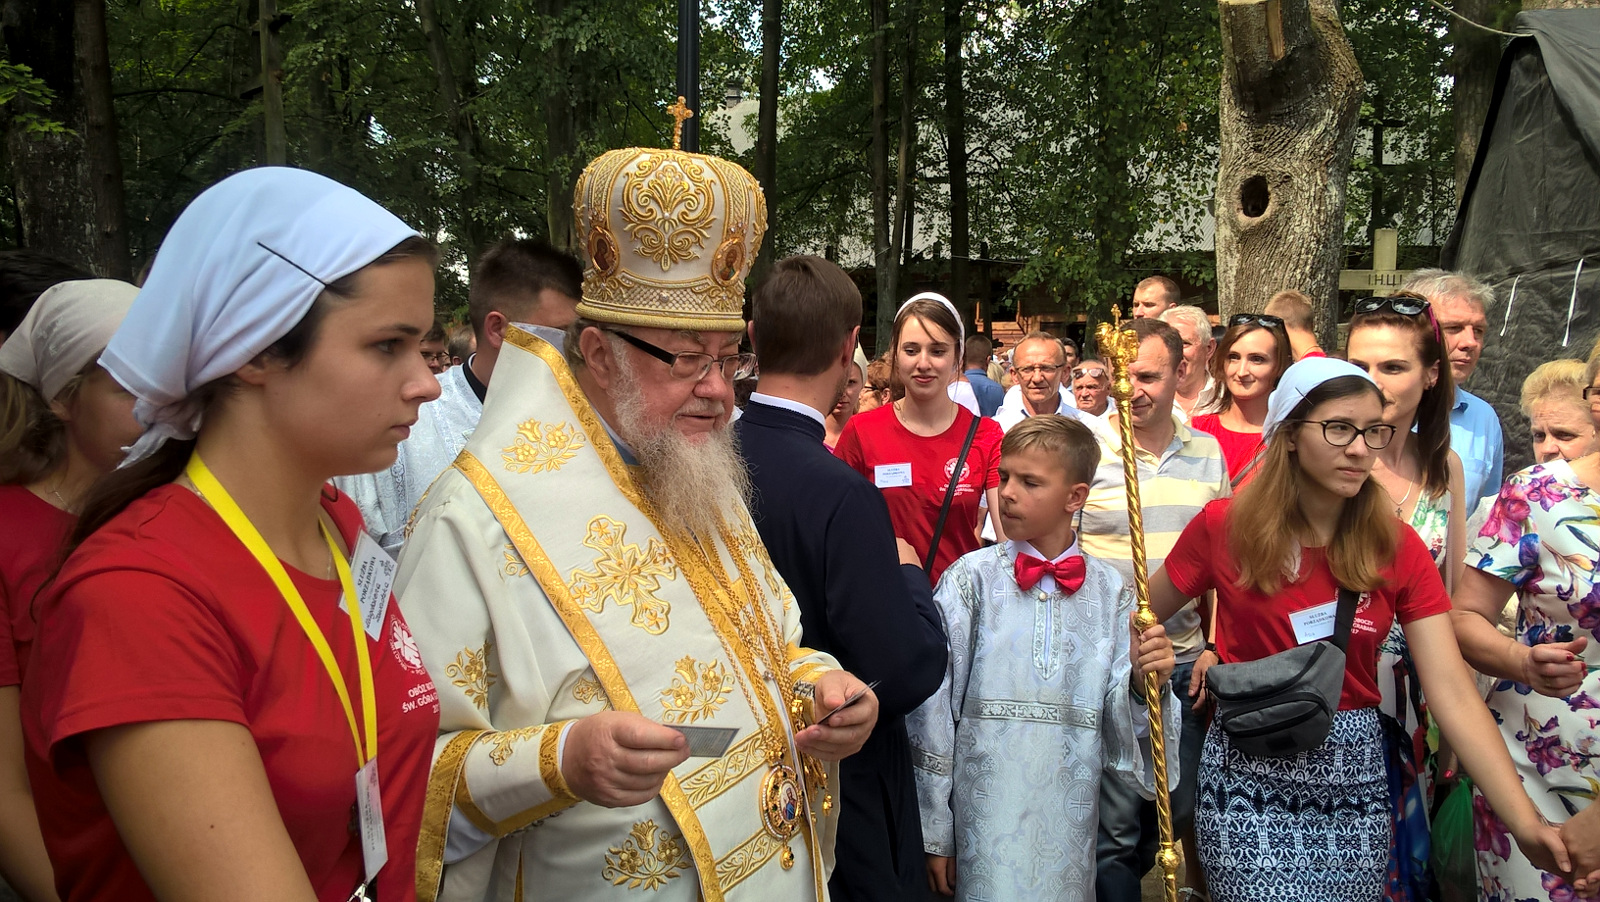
[185,453,377,769]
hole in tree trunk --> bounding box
[1240,176,1270,218]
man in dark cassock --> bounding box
[738,255,948,902]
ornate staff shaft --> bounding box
[1095,310,1179,902]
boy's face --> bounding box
[997,447,1090,545]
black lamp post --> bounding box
[676,0,701,152]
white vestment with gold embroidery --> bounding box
[397,328,839,902]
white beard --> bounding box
[610,346,752,540]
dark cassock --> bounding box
[737,395,948,902]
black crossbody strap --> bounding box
[925,414,984,573]
[1332,586,1360,653]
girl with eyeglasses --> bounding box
[1189,314,1293,481]
[1446,335,1600,900]
[835,296,1005,585]
[1343,291,1466,900]
[1142,359,1571,902]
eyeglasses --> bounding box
[606,329,758,382]
[421,351,451,364]
[1583,385,1600,401]
[1353,295,1430,317]
[1297,418,1396,449]
[1227,313,1286,331]
[1015,364,1064,377]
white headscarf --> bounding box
[0,279,138,401]
[896,291,965,346]
[1262,357,1378,440]
[102,167,421,463]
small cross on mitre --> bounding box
[668,96,694,150]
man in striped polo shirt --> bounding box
[1081,317,1229,902]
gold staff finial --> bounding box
[667,96,694,150]
[1095,306,1181,902]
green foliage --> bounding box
[0,61,72,135]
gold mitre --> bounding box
[573,97,767,333]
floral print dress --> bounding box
[1468,461,1600,901]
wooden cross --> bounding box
[668,96,694,150]
[1338,228,1412,295]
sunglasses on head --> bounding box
[1352,295,1430,317]
[1227,313,1285,331]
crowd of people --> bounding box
[0,128,1594,902]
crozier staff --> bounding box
[21,168,444,902]
[1143,358,1570,902]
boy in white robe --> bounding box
[908,415,1181,902]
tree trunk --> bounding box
[944,0,971,332]
[1450,0,1501,202]
[870,0,894,352]
[259,0,287,165]
[1,0,96,271]
[753,0,781,283]
[1214,0,1363,350]
[75,0,129,279]
[888,0,919,309]
[416,0,487,261]
[538,0,580,252]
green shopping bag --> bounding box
[1431,777,1477,902]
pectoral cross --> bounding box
[668,96,694,150]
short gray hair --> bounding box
[1159,304,1213,343]
[1400,268,1494,312]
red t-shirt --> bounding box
[834,404,1003,584]
[0,484,74,687]
[1162,498,1452,710]
[22,484,440,902]
[1189,413,1265,479]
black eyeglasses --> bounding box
[1583,385,1600,401]
[606,329,758,382]
[1227,313,1286,331]
[1353,296,1430,317]
[1297,418,1397,449]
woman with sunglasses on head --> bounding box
[1143,358,1572,902]
[1446,337,1600,901]
[0,280,139,902]
[836,295,1005,585]
[1344,291,1467,900]
[1189,313,1293,482]
[20,169,444,902]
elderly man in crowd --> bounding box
[1402,268,1504,504]
[1082,318,1228,902]
[1158,305,1217,423]
[397,139,876,901]
[1074,357,1113,422]
[996,331,1083,431]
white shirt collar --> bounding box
[748,391,827,426]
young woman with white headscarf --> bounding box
[21,168,444,902]
[0,279,138,902]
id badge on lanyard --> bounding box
[186,454,389,892]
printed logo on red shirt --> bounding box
[942,457,974,496]
[389,619,427,674]
[1352,591,1380,636]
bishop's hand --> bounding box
[795,669,877,761]
[560,711,691,808]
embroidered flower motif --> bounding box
[602,820,692,890]
[568,516,680,634]
[501,419,585,474]
[445,643,496,710]
[658,655,734,725]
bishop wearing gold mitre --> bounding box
[397,100,878,902]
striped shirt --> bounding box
[1080,413,1229,662]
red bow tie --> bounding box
[1014,552,1087,594]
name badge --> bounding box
[1289,599,1339,645]
[355,758,388,882]
[341,532,396,641]
[875,463,913,488]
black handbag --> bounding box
[1205,586,1359,758]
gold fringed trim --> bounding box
[416,730,485,902]
[455,449,725,902]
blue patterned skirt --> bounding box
[1196,707,1390,902]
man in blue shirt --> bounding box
[962,334,1005,416]
[1402,269,1504,504]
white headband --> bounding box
[101,167,421,464]
[0,279,138,401]
[896,291,964,346]
[1262,357,1379,440]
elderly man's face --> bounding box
[1168,317,1213,391]
[1073,364,1111,415]
[1013,338,1067,412]
[610,326,742,443]
[1430,294,1488,383]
